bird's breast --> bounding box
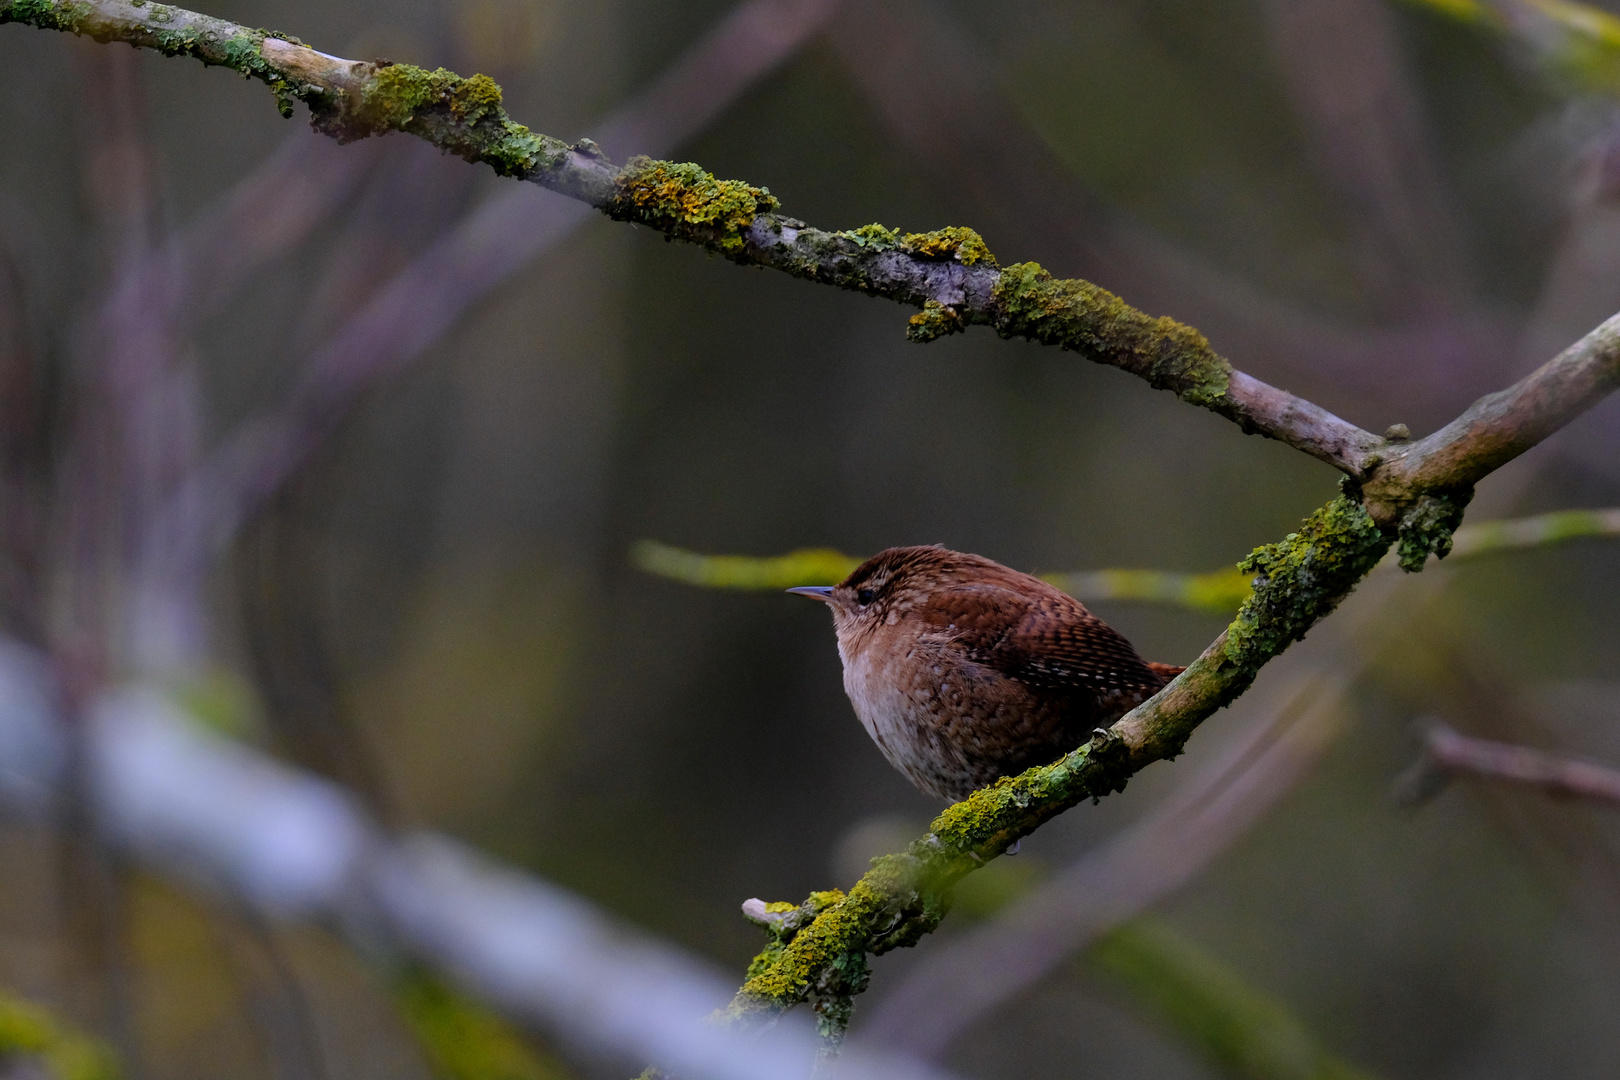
[838,633,990,799]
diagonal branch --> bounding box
[1364,310,1620,521]
[1,0,1384,475]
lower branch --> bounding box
[727,487,1392,1024]
[1406,723,1620,807]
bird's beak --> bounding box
[786,586,835,602]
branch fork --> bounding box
[11,0,1620,1052]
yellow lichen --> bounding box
[903,226,996,266]
[609,158,780,253]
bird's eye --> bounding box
[856,588,876,606]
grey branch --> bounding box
[1411,722,1620,807]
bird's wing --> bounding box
[919,583,1164,694]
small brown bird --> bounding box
[791,545,1183,803]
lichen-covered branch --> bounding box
[15,0,1620,1054]
[0,0,1385,475]
[727,487,1392,1025]
[728,485,1620,1027]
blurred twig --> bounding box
[633,506,1620,613]
[394,968,570,1080]
[1088,918,1378,1080]
[631,542,861,590]
[0,984,121,1080]
[0,650,952,1080]
[1401,721,1620,806]
[1403,0,1620,94]
[1446,505,1620,556]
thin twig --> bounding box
[1413,722,1620,806]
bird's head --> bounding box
[788,545,983,649]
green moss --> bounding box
[450,72,502,123]
[906,299,965,343]
[1225,485,1390,679]
[2,0,93,32]
[608,158,780,254]
[218,32,264,69]
[731,730,1135,1020]
[992,262,1232,407]
[734,887,873,1014]
[1395,490,1471,572]
[902,226,996,266]
[359,63,453,130]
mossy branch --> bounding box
[726,492,1620,1028]
[728,487,1392,1025]
[1,0,1384,475]
[16,0,1620,1057]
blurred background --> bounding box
[5,0,1620,1077]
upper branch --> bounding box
[1365,310,1620,518]
[1,0,1385,475]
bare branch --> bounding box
[1365,310,1620,520]
[1411,722,1620,807]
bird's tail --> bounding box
[1147,661,1186,682]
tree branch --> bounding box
[1,0,1384,475]
[1408,723,1620,807]
[1365,310,1620,523]
[14,0,1620,1051]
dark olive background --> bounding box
[6,1,1620,1077]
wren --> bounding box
[791,545,1184,802]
